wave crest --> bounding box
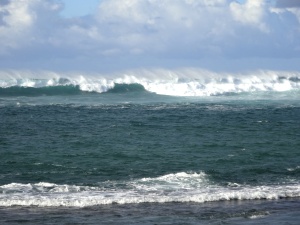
[0,69,300,96]
[1,172,300,207]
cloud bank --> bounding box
[276,0,300,8]
[0,0,299,72]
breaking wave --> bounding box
[0,172,299,207]
[0,69,300,96]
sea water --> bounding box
[0,69,300,224]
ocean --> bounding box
[0,69,300,224]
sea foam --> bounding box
[1,172,300,207]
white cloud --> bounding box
[288,8,300,23]
[0,0,34,53]
[0,0,63,54]
[95,0,234,55]
[230,0,270,32]
[272,0,300,24]
[0,0,299,71]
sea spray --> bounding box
[0,68,300,96]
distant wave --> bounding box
[0,83,147,97]
[0,69,300,96]
[0,172,299,207]
[0,85,82,96]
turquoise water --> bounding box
[0,82,300,224]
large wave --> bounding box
[0,69,299,97]
[0,172,299,207]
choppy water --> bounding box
[0,70,300,224]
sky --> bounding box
[61,0,100,18]
[0,0,300,73]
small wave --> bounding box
[0,172,299,207]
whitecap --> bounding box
[1,68,300,97]
[1,172,300,207]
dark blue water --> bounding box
[0,88,300,224]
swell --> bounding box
[0,83,147,97]
[0,85,82,97]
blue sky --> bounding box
[0,0,299,72]
[61,0,247,17]
[61,0,100,17]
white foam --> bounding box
[248,212,270,219]
[0,69,300,96]
[287,166,300,172]
[1,172,300,207]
